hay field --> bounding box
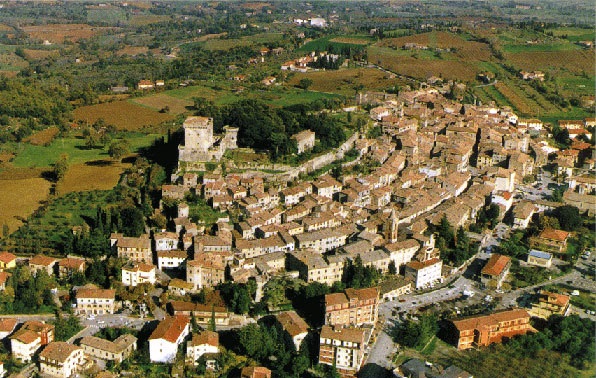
[56,161,129,194]
[0,177,51,232]
[23,49,58,60]
[73,100,174,130]
[24,126,59,146]
[286,68,402,96]
[21,24,113,43]
[131,93,193,115]
[504,50,594,74]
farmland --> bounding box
[297,35,371,52]
[23,126,60,146]
[130,93,194,115]
[0,177,52,233]
[20,24,115,43]
[73,101,174,130]
[55,161,130,194]
[286,68,402,96]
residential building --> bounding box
[39,342,86,378]
[168,301,230,326]
[529,229,570,256]
[319,326,366,377]
[241,366,272,378]
[379,276,413,302]
[154,232,179,252]
[0,272,10,291]
[111,233,152,264]
[512,201,536,229]
[480,254,511,289]
[286,250,343,286]
[293,226,353,253]
[168,278,193,296]
[186,331,219,365]
[121,263,156,287]
[291,130,316,154]
[0,318,17,340]
[324,288,379,327]
[186,252,231,291]
[448,309,534,350]
[79,334,137,363]
[526,250,553,268]
[57,257,85,278]
[275,311,309,351]
[28,255,58,276]
[148,316,190,363]
[75,288,116,315]
[10,321,54,362]
[404,258,442,289]
[529,291,571,319]
[0,252,16,271]
[157,250,188,270]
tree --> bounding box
[108,139,131,160]
[552,205,582,231]
[388,260,397,275]
[53,154,69,181]
[298,78,313,90]
[208,305,217,332]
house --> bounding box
[186,331,219,365]
[168,301,230,326]
[529,228,570,256]
[137,80,154,90]
[29,255,58,276]
[39,342,86,378]
[404,258,442,289]
[148,316,190,363]
[312,175,342,199]
[529,291,571,319]
[121,263,156,287]
[0,272,10,291]
[370,106,390,120]
[448,309,533,350]
[57,257,86,278]
[154,232,179,252]
[168,278,193,296]
[293,226,353,253]
[324,287,379,327]
[526,250,553,268]
[79,334,137,363]
[157,250,187,270]
[112,234,152,264]
[0,252,16,271]
[480,254,511,289]
[319,326,366,377]
[379,276,413,302]
[291,130,316,154]
[0,318,17,340]
[286,250,343,286]
[275,311,309,351]
[11,321,55,362]
[186,252,231,291]
[241,366,272,378]
[75,288,116,315]
[511,201,536,229]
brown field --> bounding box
[329,37,371,45]
[504,50,594,73]
[0,152,14,163]
[24,126,59,146]
[0,177,51,232]
[494,82,533,115]
[23,49,58,60]
[128,14,171,26]
[21,24,115,43]
[73,100,174,130]
[0,24,13,32]
[56,160,130,194]
[0,70,18,78]
[286,68,403,96]
[116,46,149,56]
[98,94,130,102]
[131,94,193,115]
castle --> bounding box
[178,116,238,170]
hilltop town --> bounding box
[0,1,593,378]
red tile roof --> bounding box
[0,318,17,333]
[481,254,511,277]
[76,288,116,299]
[275,311,308,337]
[149,315,189,343]
[191,330,219,347]
[452,309,530,332]
[39,341,81,362]
[539,228,570,242]
[0,252,16,264]
[241,366,272,378]
[29,255,58,267]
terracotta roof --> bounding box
[59,257,85,269]
[0,271,11,285]
[191,330,219,347]
[320,325,365,344]
[325,292,347,306]
[123,263,155,273]
[345,287,379,301]
[0,251,16,264]
[149,315,189,343]
[539,228,569,242]
[39,341,81,362]
[11,329,40,344]
[29,255,58,267]
[0,318,17,333]
[540,291,570,308]
[406,258,441,270]
[481,254,511,277]
[452,309,530,332]
[157,250,188,259]
[241,366,272,378]
[22,320,54,334]
[79,334,137,354]
[275,311,308,337]
[76,288,116,299]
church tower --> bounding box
[387,208,399,243]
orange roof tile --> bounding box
[29,255,58,267]
[539,228,569,242]
[452,309,530,332]
[0,318,17,333]
[11,329,40,344]
[149,315,189,343]
[0,252,16,264]
[275,311,308,337]
[39,342,81,362]
[481,254,511,277]
[76,288,115,299]
[191,330,219,347]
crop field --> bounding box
[286,68,403,96]
[297,36,370,52]
[546,27,595,42]
[73,101,174,130]
[198,32,283,51]
[20,24,114,43]
[22,49,58,60]
[494,81,534,115]
[130,93,194,115]
[11,133,160,168]
[504,50,594,74]
[56,161,130,194]
[24,126,60,146]
[329,36,372,45]
[0,177,51,233]
[86,6,127,25]
[128,14,171,26]
[116,46,149,56]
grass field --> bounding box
[86,6,127,25]
[11,133,160,168]
[0,177,51,232]
[130,94,193,114]
[22,49,59,60]
[545,27,595,42]
[297,35,371,52]
[128,14,171,26]
[73,101,174,130]
[56,160,130,194]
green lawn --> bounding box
[503,42,581,53]
[86,7,126,25]
[12,133,160,168]
[546,27,595,42]
[297,35,369,52]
